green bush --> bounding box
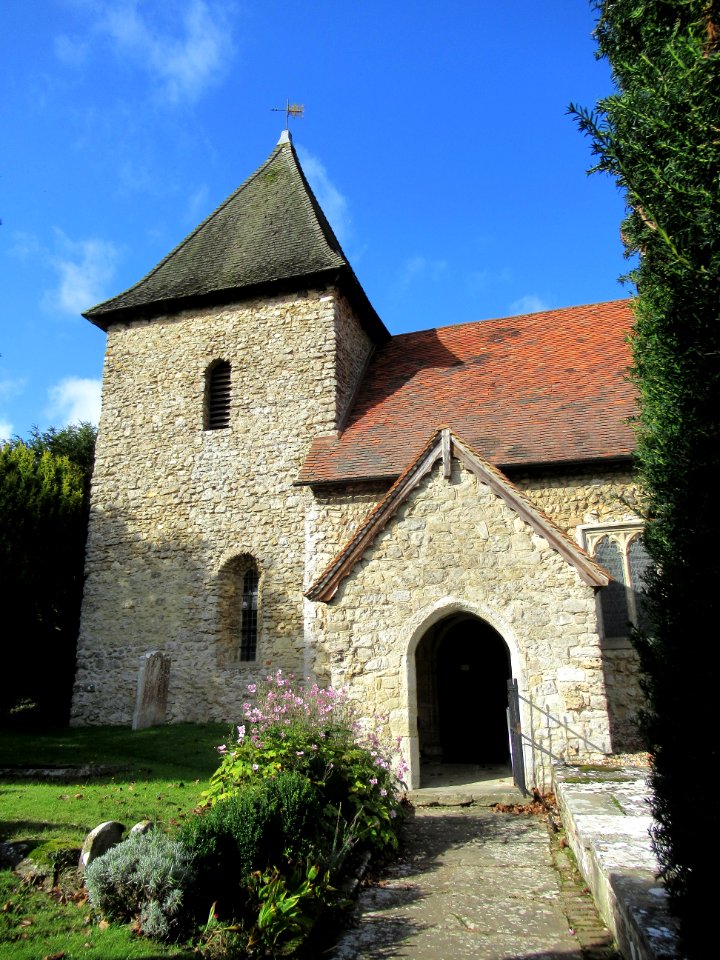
[247,861,330,957]
[572,3,720,952]
[181,771,323,919]
[83,679,408,954]
[205,672,407,859]
[85,829,195,941]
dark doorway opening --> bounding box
[416,614,512,766]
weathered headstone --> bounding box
[80,820,125,870]
[132,650,170,730]
[130,820,154,835]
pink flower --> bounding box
[390,810,397,818]
[217,745,227,753]
[296,751,304,756]
[370,778,378,785]
[237,725,246,740]
[247,684,257,694]
[380,788,387,797]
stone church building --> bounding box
[71,132,647,789]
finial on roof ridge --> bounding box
[277,129,292,145]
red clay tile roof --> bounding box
[298,300,636,484]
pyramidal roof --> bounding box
[85,132,386,336]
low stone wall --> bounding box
[554,763,681,960]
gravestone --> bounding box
[130,820,154,835]
[132,651,170,730]
[80,820,125,870]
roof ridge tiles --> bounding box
[391,298,633,341]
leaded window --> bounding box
[217,554,261,666]
[240,568,259,662]
[205,360,231,430]
[580,524,651,638]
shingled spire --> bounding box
[84,135,385,338]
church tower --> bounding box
[71,133,388,725]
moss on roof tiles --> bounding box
[85,137,377,329]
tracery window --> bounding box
[204,359,231,430]
[580,524,651,637]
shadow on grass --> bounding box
[0,723,229,783]
[0,818,90,852]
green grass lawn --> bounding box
[0,723,229,959]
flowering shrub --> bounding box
[205,672,407,857]
[87,676,408,956]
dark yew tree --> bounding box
[572,2,720,952]
[0,423,96,726]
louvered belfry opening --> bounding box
[206,360,231,429]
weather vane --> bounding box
[271,99,304,127]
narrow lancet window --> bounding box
[205,360,231,430]
[240,568,259,661]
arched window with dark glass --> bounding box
[583,524,653,639]
[628,534,651,632]
[594,535,631,637]
[217,554,260,666]
[205,360,231,430]
[240,567,259,662]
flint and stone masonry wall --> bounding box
[510,467,643,534]
[72,288,369,725]
[305,459,645,788]
[73,286,645,772]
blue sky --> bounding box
[1,0,630,440]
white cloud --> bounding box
[397,255,448,290]
[54,33,90,67]
[67,0,235,105]
[47,377,102,427]
[509,294,549,315]
[117,159,158,197]
[9,231,42,260]
[466,267,512,292]
[46,231,120,315]
[0,377,26,401]
[186,183,210,224]
[0,378,26,440]
[297,148,351,247]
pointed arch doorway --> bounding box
[415,613,512,775]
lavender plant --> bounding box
[84,829,195,941]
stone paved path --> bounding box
[328,804,617,960]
